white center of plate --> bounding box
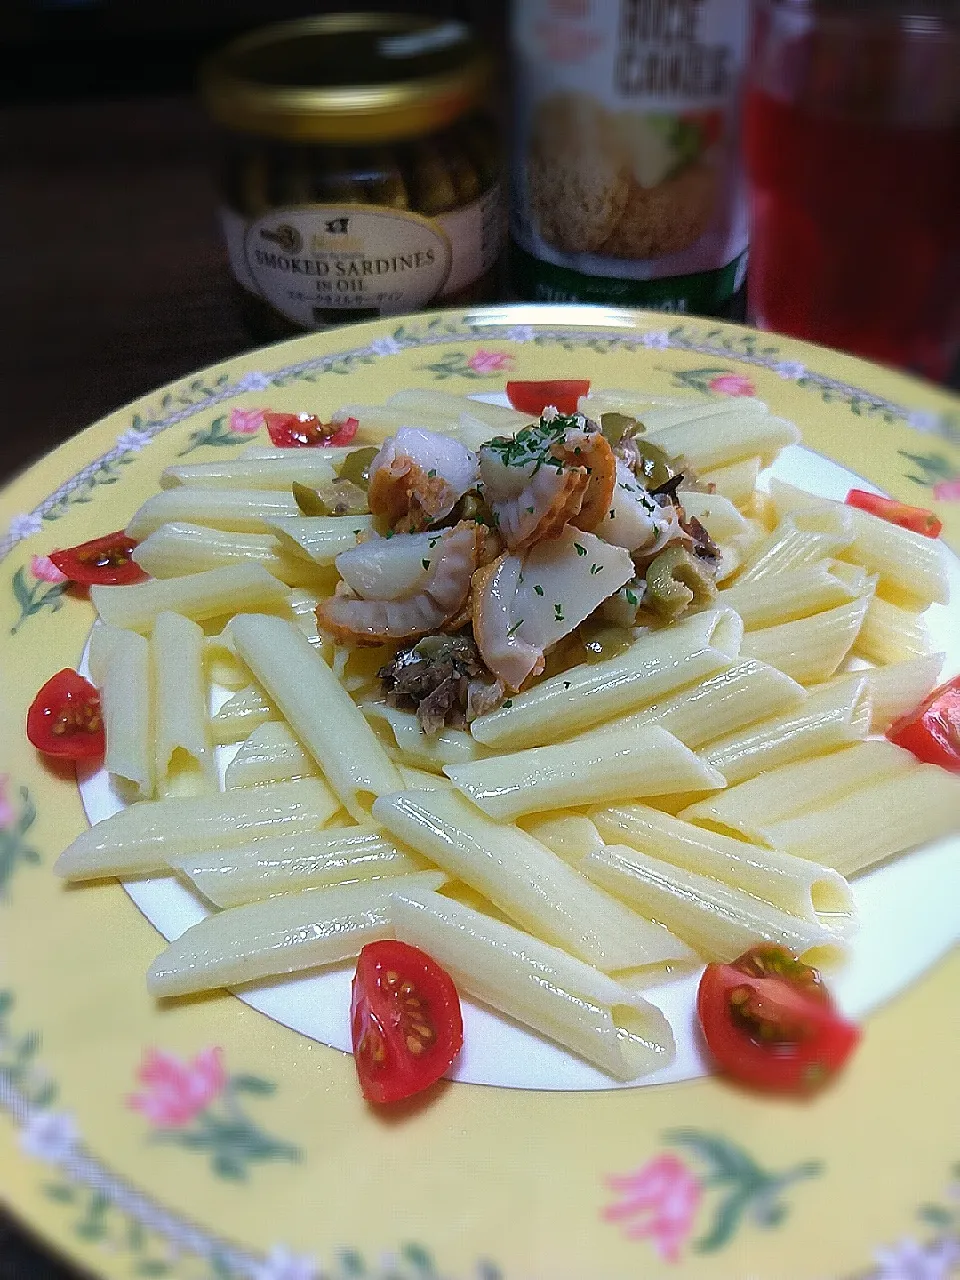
[78,436,960,1091]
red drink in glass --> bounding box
[744,0,960,381]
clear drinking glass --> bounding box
[744,0,960,381]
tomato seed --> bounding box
[406,1035,424,1055]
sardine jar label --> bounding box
[510,0,749,314]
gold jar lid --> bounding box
[201,13,492,144]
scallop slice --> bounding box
[367,427,478,530]
[317,521,481,645]
[335,531,440,601]
[605,458,662,553]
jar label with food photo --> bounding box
[511,0,749,313]
[223,195,501,329]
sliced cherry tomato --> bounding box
[887,675,960,772]
[697,944,859,1094]
[49,531,145,586]
[845,489,942,538]
[350,940,463,1105]
[505,380,591,417]
[26,669,105,761]
[263,412,359,448]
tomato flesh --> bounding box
[845,489,942,538]
[350,940,463,1104]
[506,380,591,417]
[26,669,105,761]
[49,531,145,586]
[887,675,960,772]
[264,412,359,448]
[697,944,859,1094]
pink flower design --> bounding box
[30,554,67,584]
[932,479,960,502]
[0,776,14,829]
[709,373,755,398]
[229,407,267,436]
[603,1154,703,1262]
[127,1047,226,1128]
[467,349,514,375]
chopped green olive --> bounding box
[292,478,369,518]
[632,439,678,491]
[645,545,717,621]
[577,620,634,662]
[292,481,331,517]
[335,446,379,490]
[599,412,639,447]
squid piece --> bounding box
[367,427,478,531]
[477,418,616,551]
[472,527,634,690]
[317,521,481,645]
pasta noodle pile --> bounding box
[53,387,960,1082]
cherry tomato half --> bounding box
[49,531,145,586]
[887,675,960,773]
[845,489,942,538]
[264,412,359,448]
[26,669,105,761]
[506,380,591,417]
[350,940,463,1105]
[697,944,859,1095]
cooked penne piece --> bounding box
[768,479,948,607]
[637,398,768,431]
[286,589,328,648]
[240,444,357,464]
[700,676,871,786]
[90,625,153,797]
[643,408,800,470]
[735,505,854,583]
[851,595,932,665]
[822,654,945,733]
[590,804,855,929]
[719,561,860,630]
[385,388,528,431]
[210,684,275,745]
[132,523,324,587]
[445,725,724,821]
[755,766,960,877]
[518,814,603,866]
[573,659,805,751]
[146,871,447,998]
[698,456,761,506]
[229,613,403,818]
[681,740,918,842]
[126,488,301,538]
[372,789,697,973]
[362,702,491,771]
[91,563,290,633]
[152,612,215,796]
[223,721,317,789]
[677,491,751,543]
[335,403,463,435]
[204,634,250,690]
[161,453,336,491]
[169,825,423,908]
[268,515,375,566]
[54,778,341,880]
[583,845,848,966]
[398,765,455,791]
[390,889,675,1080]
[739,594,872,684]
[578,390,699,418]
[471,608,743,750]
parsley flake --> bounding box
[421,558,431,570]
[507,619,524,636]
[502,699,513,709]
[625,589,638,606]
[574,543,587,556]
[427,468,437,478]
[554,603,564,622]
[563,681,571,690]
[533,583,544,596]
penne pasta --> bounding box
[643,408,800,470]
[677,491,751,543]
[228,613,403,818]
[240,444,356,464]
[54,778,341,880]
[768,479,949,607]
[445,725,724,821]
[590,804,855,928]
[390,889,675,1080]
[372,789,698,973]
[719,560,860,630]
[90,625,153,797]
[471,607,743,751]
[132,522,324,587]
[385,388,528,431]
[210,684,275,745]
[91,563,290,633]
[681,740,918,842]
[126,488,301,538]
[699,676,872,787]
[268,515,375,566]
[398,765,456,791]
[735,505,854,583]
[223,721,317,789]
[822,654,945,733]
[161,453,336,491]
[851,595,932,665]
[698,456,761,506]
[518,814,603,866]
[152,611,215,796]
[146,871,447,998]
[755,766,960,877]
[739,594,872,684]
[169,825,423,908]
[583,845,848,967]
[362,702,492,771]
[204,635,250,690]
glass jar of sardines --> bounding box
[202,14,505,339]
